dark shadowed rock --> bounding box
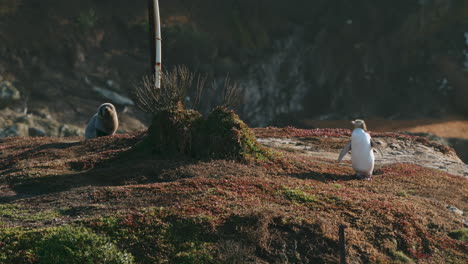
[0,125,19,137]
[29,127,47,137]
[0,81,20,108]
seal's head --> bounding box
[98,103,116,118]
[351,119,367,131]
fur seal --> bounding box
[338,119,383,180]
[85,103,119,139]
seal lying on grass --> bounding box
[85,103,119,139]
[338,119,383,180]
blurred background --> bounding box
[0,0,466,159]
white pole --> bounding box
[153,0,162,89]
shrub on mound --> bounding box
[197,107,271,161]
[36,226,134,264]
[147,107,203,157]
[144,106,273,161]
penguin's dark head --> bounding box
[351,119,367,131]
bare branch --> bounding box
[134,65,208,113]
[192,74,207,109]
[221,75,243,109]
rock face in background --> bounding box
[160,0,468,125]
[240,30,309,126]
[405,132,468,164]
[0,80,20,108]
[0,0,466,128]
[0,108,84,138]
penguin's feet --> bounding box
[355,174,365,180]
[364,173,372,180]
[355,173,372,180]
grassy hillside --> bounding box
[0,128,466,263]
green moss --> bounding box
[390,250,414,263]
[25,210,60,222]
[147,108,203,157]
[0,204,60,222]
[1,225,133,264]
[448,228,468,241]
[143,106,274,162]
[173,242,215,264]
[0,204,20,219]
[167,216,216,264]
[36,226,134,264]
[89,212,216,264]
[332,183,342,189]
[282,186,318,204]
[200,106,273,161]
[396,191,408,197]
[0,227,40,264]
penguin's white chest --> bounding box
[351,129,374,175]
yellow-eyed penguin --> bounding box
[85,103,119,139]
[338,119,383,180]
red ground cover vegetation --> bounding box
[0,128,466,263]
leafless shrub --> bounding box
[134,74,175,113]
[190,73,208,110]
[221,75,243,109]
[134,65,207,113]
[135,65,243,114]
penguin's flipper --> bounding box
[371,139,384,158]
[338,141,352,162]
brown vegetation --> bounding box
[0,128,466,263]
[301,118,468,139]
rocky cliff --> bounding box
[0,0,467,128]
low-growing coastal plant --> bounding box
[0,226,134,264]
[390,250,414,263]
[36,226,134,264]
[282,186,318,204]
[448,228,468,241]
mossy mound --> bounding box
[144,106,272,161]
[198,107,272,161]
[147,108,203,157]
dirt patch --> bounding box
[258,136,467,177]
